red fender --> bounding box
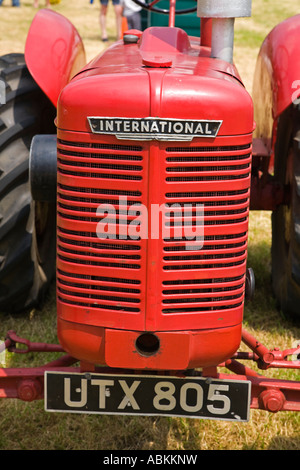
[25,9,86,107]
[252,14,300,144]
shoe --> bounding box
[102,37,108,42]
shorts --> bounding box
[126,12,142,31]
[100,0,120,5]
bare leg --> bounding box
[114,4,123,40]
[99,4,108,40]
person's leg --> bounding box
[113,1,122,40]
[99,2,108,40]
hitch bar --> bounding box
[0,329,299,412]
[2,330,64,354]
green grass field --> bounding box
[0,0,299,451]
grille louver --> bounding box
[57,133,251,331]
[57,137,146,319]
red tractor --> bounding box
[0,0,299,421]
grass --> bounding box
[0,0,299,451]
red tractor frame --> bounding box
[0,0,299,421]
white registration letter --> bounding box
[91,379,114,409]
[180,383,203,413]
[153,381,176,411]
[118,380,141,409]
[64,378,87,408]
[207,384,231,415]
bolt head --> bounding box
[259,389,285,413]
[17,379,42,402]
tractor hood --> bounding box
[57,27,254,138]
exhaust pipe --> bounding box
[197,0,252,63]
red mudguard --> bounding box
[25,9,86,107]
[252,14,300,145]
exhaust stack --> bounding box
[197,0,252,63]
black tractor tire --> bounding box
[0,53,56,313]
[271,103,300,321]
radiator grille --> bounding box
[57,137,146,317]
[57,134,251,330]
[160,141,251,317]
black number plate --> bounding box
[45,372,251,422]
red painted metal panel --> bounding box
[253,14,300,120]
[56,132,252,345]
[56,26,253,369]
[252,14,300,164]
[25,9,86,107]
[56,131,148,332]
